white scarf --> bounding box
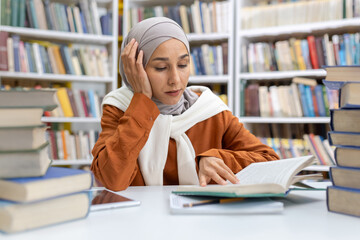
[102,86,229,185]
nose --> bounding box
[168,67,181,85]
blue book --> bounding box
[297,84,309,117]
[304,85,315,117]
[328,131,360,147]
[0,167,92,203]
[12,35,20,72]
[79,11,88,33]
[314,85,326,116]
[322,65,360,90]
[330,109,360,132]
[28,0,38,28]
[87,89,97,117]
[334,146,360,168]
[0,191,90,233]
[24,42,35,73]
[327,186,360,217]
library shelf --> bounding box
[189,75,230,84]
[239,18,360,39]
[51,160,93,166]
[0,71,113,83]
[42,117,101,123]
[0,25,114,44]
[238,69,326,80]
[238,117,330,124]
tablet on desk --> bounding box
[87,189,141,211]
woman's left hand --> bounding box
[198,156,240,187]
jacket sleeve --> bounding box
[90,93,160,191]
[197,111,280,174]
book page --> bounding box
[236,155,315,189]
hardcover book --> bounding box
[330,166,360,190]
[327,186,360,217]
[0,142,51,178]
[334,146,360,168]
[174,156,321,198]
[0,192,90,233]
[330,109,360,132]
[339,82,360,108]
[0,167,93,202]
[328,131,360,147]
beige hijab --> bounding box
[119,17,198,115]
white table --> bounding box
[1,185,359,240]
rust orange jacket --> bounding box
[91,93,279,191]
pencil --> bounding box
[183,197,244,208]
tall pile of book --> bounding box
[0,89,92,233]
[324,66,360,217]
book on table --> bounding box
[334,146,360,168]
[322,65,360,89]
[0,167,93,202]
[0,107,44,127]
[328,131,360,147]
[0,89,57,111]
[0,191,90,233]
[0,124,48,151]
[0,142,51,178]
[329,166,360,190]
[327,186,360,217]
[339,82,360,108]
[173,155,322,198]
[330,109,360,133]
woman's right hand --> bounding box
[121,38,152,99]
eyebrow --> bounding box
[151,54,189,62]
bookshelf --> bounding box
[234,0,360,169]
[0,0,119,165]
[122,0,235,111]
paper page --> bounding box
[169,193,284,214]
[235,155,315,189]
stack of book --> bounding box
[0,89,93,233]
[324,66,360,217]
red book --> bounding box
[307,35,319,69]
[80,90,89,117]
[311,86,319,117]
[0,31,8,71]
[308,133,326,165]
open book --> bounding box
[173,155,321,198]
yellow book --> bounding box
[56,88,74,117]
[294,40,306,70]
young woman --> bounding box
[91,17,279,191]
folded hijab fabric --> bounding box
[119,17,198,116]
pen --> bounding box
[183,197,244,208]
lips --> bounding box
[165,90,181,97]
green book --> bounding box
[11,0,19,27]
[18,0,26,27]
[173,155,322,198]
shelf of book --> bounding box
[51,160,93,166]
[187,33,230,41]
[238,69,326,80]
[239,117,330,124]
[1,25,114,44]
[189,75,229,84]
[239,18,360,39]
[42,117,101,123]
[0,71,113,83]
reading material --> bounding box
[0,142,51,178]
[169,193,284,214]
[174,155,319,197]
[327,186,360,217]
[0,192,90,233]
[0,89,57,110]
[0,167,93,202]
[330,167,360,190]
[330,109,360,132]
[0,107,44,127]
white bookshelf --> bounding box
[233,0,360,170]
[122,0,235,111]
[0,0,119,105]
[0,0,119,165]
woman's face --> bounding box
[145,39,190,105]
